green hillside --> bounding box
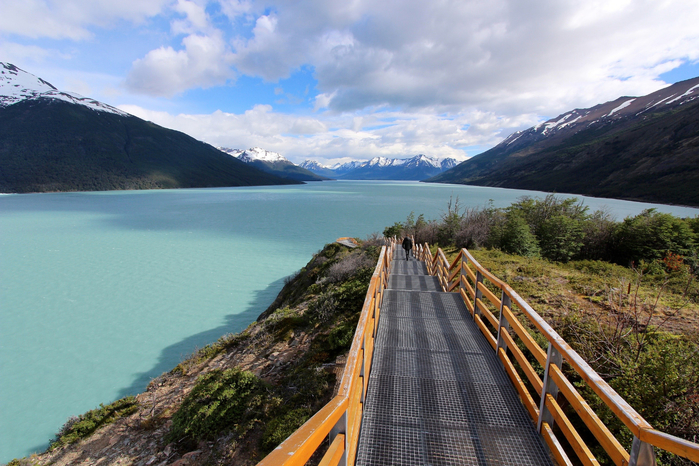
[244,159,330,182]
[0,99,300,193]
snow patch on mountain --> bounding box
[608,98,636,117]
[300,160,330,170]
[665,84,699,105]
[302,154,458,179]
[0,62,128,116]
[219,147,288,163]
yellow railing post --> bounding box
[495,292,511,354]
[537,344,563,432]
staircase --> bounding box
[355,247,554,465]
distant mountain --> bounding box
[299,160,338,178]
[0,63,299,193]
[301,155,459,180]
[427,77,699,206]
[219,147,329,182]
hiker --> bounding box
[402,236,413,260]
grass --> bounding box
[437,246,699,335]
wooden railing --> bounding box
[415,244,699,466]
[257,243,392,466]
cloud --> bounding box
[0,41,61,64]
[118,103,527,164]
[171,0,212,35]
[226,0,699,117]
[125,32,234,97]
[0,0,169,39]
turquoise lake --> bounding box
[2,180,699,462]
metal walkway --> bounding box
[355,251,554,465]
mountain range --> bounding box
[218,147,329,182]
[428,77,699,206]
[0,63,298,193]
[301,155,458,180]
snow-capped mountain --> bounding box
[429,75,699,206]
[496,77,699,153]
[0,63,297,193]
[1,62,128,116]
[331,161,365,174]
[219,147,329,182]
[300,160,328,171]
[301,154,459,180]
[219,147,288,163]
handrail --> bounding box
[422,244,699,466]
[257,240,393,466]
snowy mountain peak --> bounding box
[367,156,393,167]
[301,154,460,180]
[219,147,289,163]
[300,160,330,170]
[0,62,128,116]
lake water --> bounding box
[2,180,698,462]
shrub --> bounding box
[579,209,616,260]
[538,214,585,262]
[383,222,403,238]
[327,252,375,282]
[499,213,540,257]
[49,397,139,450]
[167,368,268,443]
[261,408,312,454]
[455,206,494,249]
[612,209,696,265]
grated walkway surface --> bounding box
[355,252,553,466]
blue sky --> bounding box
[2,0,699,165]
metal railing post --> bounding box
[473,271,483,320]
[496,293,511,353]
[629,436,657,466]
[537,343,563,431]
[330,412,348,466]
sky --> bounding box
[1,0,699,166]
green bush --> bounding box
[612,209,696,265]
[261,408,312,454]
[167,368,269,443]
[383,222,403,238]
[49,397,138,450]
[328,319,358,351]
[538,214,585,262]
[499,213,540,257]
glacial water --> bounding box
[2,180,698,462]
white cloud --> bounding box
[0,42,61,64]
[118,103,528,164]
[171,0,212,35]
[125,32,234,97]
[0,0,169,39]
[223,0,699,117]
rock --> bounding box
[182,450,202,460]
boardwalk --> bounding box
[355,249,554,465]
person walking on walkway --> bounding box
[402,236,413,260]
